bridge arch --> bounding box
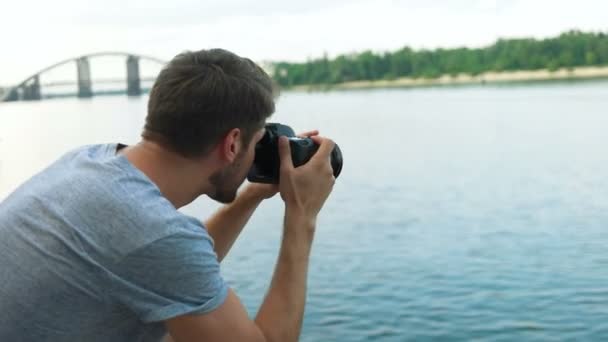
[2,52,167,102]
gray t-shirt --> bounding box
[0,143,228,341]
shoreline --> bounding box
[288,65,608,92]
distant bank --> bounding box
[274,30,608,91]
[288,65,608,92]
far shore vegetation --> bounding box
[272,30,608,89]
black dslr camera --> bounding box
[247,123,343,184]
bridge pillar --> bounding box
[126,55,141,96]
[4,87,19,102]
[77,57,93,98]
[23,75,42,101]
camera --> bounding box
[247,123,343,184]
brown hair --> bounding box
[143,49,278,158]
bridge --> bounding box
[1,52,166,102]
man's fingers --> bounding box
[297,130,319,138]
[278,136,294,171]
[310,136,336,164]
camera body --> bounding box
[247,123,343,184]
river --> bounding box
[1,80,608,340]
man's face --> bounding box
[208,128,266,204]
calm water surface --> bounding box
[1,81,608,341]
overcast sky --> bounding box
[1,0,606,85]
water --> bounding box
[2,81,608,341]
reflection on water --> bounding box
[2,81,608,340]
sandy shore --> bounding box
[291,65,608,91]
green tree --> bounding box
[272,30,608,87]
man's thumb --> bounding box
[278,136,293,171]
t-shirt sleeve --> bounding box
[107,230,229,323]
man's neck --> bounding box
[119,141,215,208]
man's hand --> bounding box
[278,134,336,219]
[242,183,279,201]
[242,129,320,202]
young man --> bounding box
[0,49,336,342]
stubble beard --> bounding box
[208,152,246,204]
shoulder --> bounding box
[28,143,211,261]
[75,178,212,263]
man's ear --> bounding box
[218,128,242,163]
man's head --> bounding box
[143,49,277,203]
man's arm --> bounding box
[204,184,274,262]
[253,208,316,341]
[167,208,316,342]
[165,136,336,342]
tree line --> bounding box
[272,30,608,87]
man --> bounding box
[0,49,336,341]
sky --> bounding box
[0,0,607,85]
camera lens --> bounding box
[331,144,343,178]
